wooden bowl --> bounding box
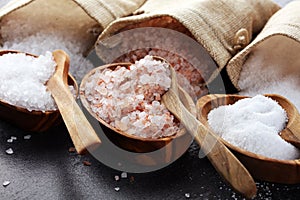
[80,62,194,155]
[0,50,78,132]
[197,94,300,184]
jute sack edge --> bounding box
[226,1,300,91]
[0,0,146,30]
[96,0,280,84]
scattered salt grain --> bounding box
[82,55,180,139]
[10,136,17,141]
[185,193,191,198]
[0,52,57,112]
[7,139,13,143]
[114,175,120,181]
[3,181,10,187]
[24,135,31,140]
[208,95,300,160]
[121,172,127,179]
[5,148,13,155]
[114,187,120,192]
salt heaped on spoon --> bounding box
[0,52,57,112]
[208,95,300,160]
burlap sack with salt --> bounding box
[95,0,279,99]
[0,0,145,80]
[227,1,300,93]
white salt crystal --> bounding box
[208,95,300,160]
[185,193,191,198]
[10,136,17,141]
[24,135,31,140]
[7,139,13,143]
[1,32,94,83]
[3,181,10,187]
[114,187,120,192]
[5,148,13,155]
[121,172,127,179]
[0,52,57,111]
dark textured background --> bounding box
[1,0,299,199]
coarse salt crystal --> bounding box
[82,56,180,139]
[11,136,17,141]
[208,95,300,160]
[5,148,13,155]
[121,172,127,179]
[0,52,57,112]
[3,181,10,187]
[7,139,13,143]
[114,175,120,181]
[114,187,120,192]
[24,135,31,140]
[185,193,191,198]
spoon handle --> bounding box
[163,90,256,198]
[48,50,101,154]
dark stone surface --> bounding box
[1,119,300,200]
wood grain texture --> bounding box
[162,66,256,198]
[48,50,101,154]
[197,94,300,184]
[0,50,78,132]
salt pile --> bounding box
[99,28,210,100]
[208,95,300,160]
[1,32,94,82]
[238,50,300,111]
[82,55,180,139]
[0,52,57,112]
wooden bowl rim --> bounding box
[80,62,188,142]
[0,50,78,115]
[196,94,300,165]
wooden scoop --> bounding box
[161,63,257,198]
[47,50,101,154]
[197,94,300,184]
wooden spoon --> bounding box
[197,94,300,184]
[161,64,257,198]
[47,50,101,154]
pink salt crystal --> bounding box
[82,56,179,139]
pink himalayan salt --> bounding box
[82,55,180,139]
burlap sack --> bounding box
[227,1,300,91]
[0,0,146,55]
[95,0,280,83]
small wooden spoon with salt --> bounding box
[47,50,101,154]
[161,62,257,198]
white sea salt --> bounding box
[208,95,300,160]
[0,52,57,111]
[1,32,94,82]
[121,172,127,179]
[24,135,31,140]
[3,181,10,187]
[5,148,13,155]
[7,139,13,143]
[10,136,17,141]
[238,48,300,112]
[185,193,191,198]
[83,55,180,139]
[114,187,120,192]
